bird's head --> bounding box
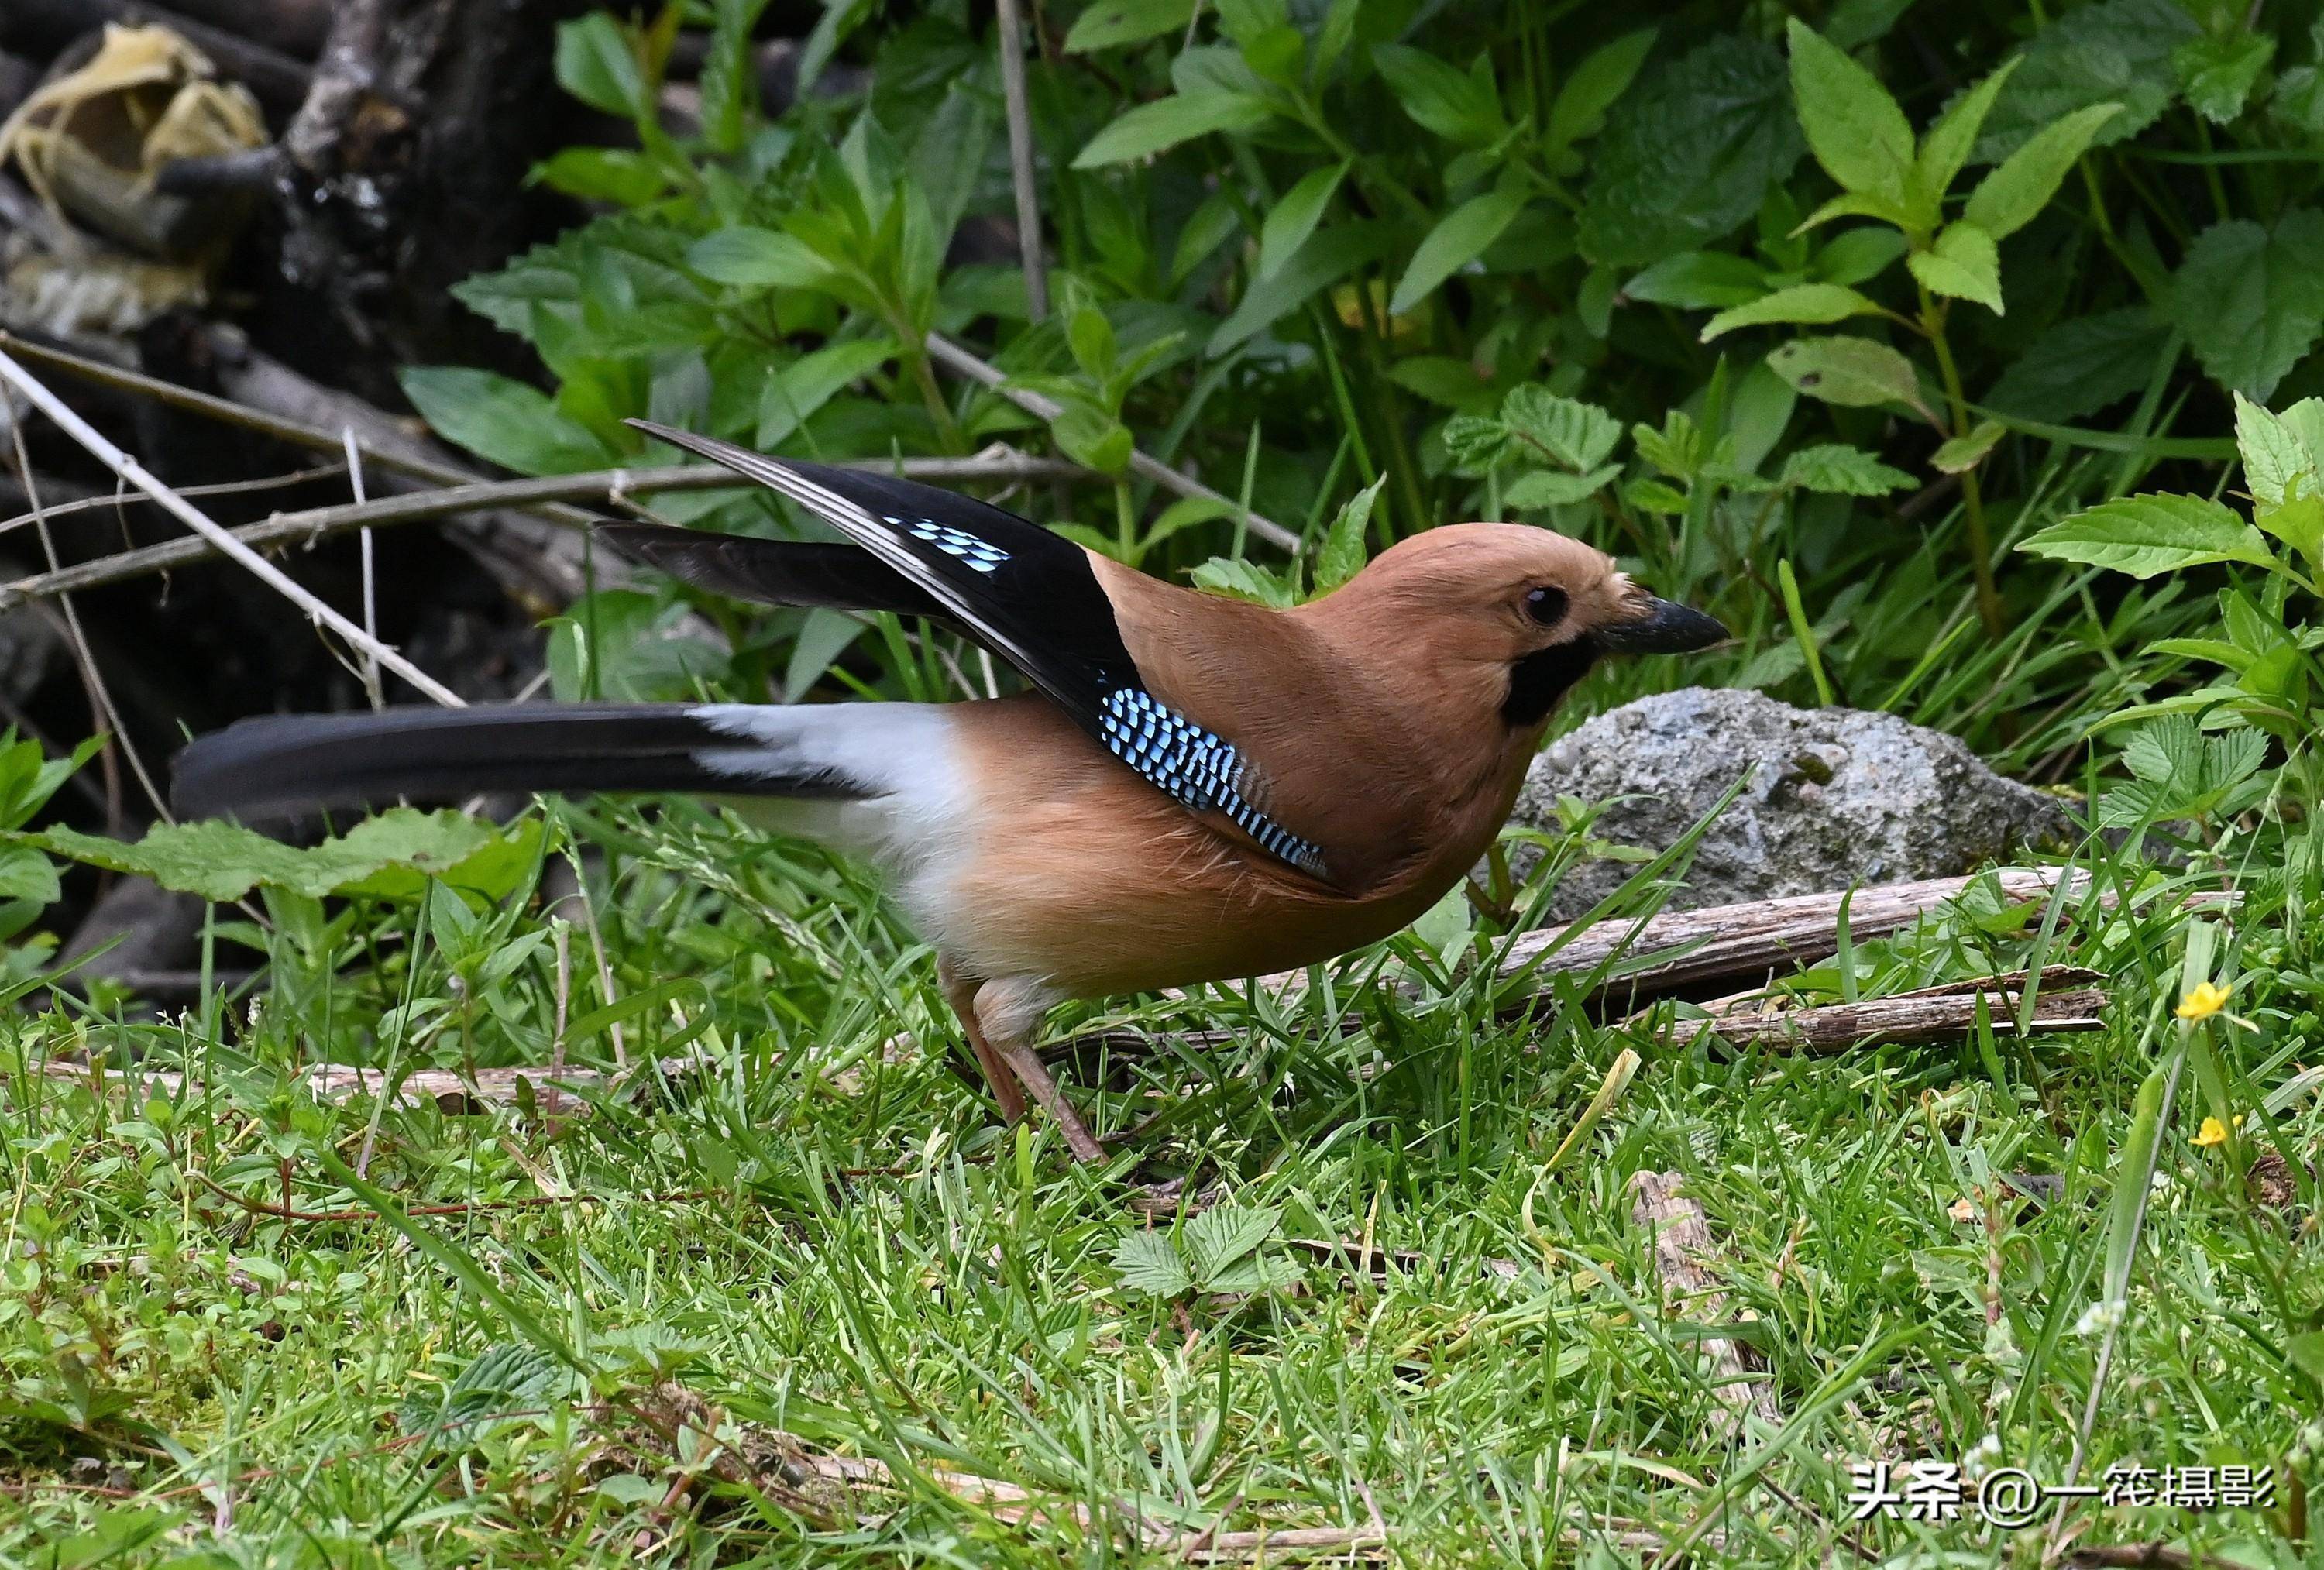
[1312,522,1727,727]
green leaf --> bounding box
[1972,0,2196,162]
[1813,227,1906,287]
[1504,466,1621,507]
[1906,222,2003,314]
[2020,493,2276,578]
[1072,91,1275,167]
[1390,184,1528,315]
[555,14,649,120]
[1373,45,1504,146]
[1184,1204,1281,1283]
[1258,160,1348,281]
[1766,335,1932,419]
[1987,307,2174,421]
[1112,1231,1192,1297]
[1385,356,1494,411]
[2168,211,2324,400]
[1911,58,2019,219]
[1579,37,1805,267]
[1313,476,1384,594]
[1700,282,1880,341]
[1546,30,1656,156]
[1170,190,1243,285]
[397,367,609,476]
[29,810,498,903]
[1786,19,1913,208]
[1961,102,2121,240]
[2174,30,2273,125]
[1054,401,1133,473]
[1931,421,2006,474]
[758,336,896,447]
[2232,392,2316,507]
[1779,443,1913,494]
[1189,556,1298,607]
[686,227,836,289]
[1502,385,1622,470]
[2271,64,2324,136]
[530,148,670,206]
[1208,222,1395,354]
[1624,251,1768,308]
[1064,0,1195,52]
[0,846,58,904]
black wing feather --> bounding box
[596,521,953,622]
[621,421,1327,878]
[624,421,1140,735]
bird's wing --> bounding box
[624,421,1328,879]
[596,521,954,622]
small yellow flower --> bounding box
[2176,981,2233,1022]
[2192,1116,2229,1149]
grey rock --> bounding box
[1504,688,2072,919]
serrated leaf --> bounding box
[1258,160,1348,280]
[2174,30,2273,125]
[30,809,498,903]
[1931,421,2006,474]
[1313,476,1384,593]
[1961,102,2121,240]
[1700,282,1880,342]
[1779,443,1913,494]
[1987,307,2173,421]
[1073,90,1275,167]
[1972,0,2196,163]
[1579,37,1805,267]
[1502,386,1622,470]
[1112,1231,1195,1297]
[1064,0,1195,52]
[1624,477,1693,514]
[1912,58,2019,218]
[1766,335,1934,420]
[1189,555,1298,607]
[1907,222,2003,314]
[2232,392,2316,506]
[2256,493,2324,567]
[1624,251,1768,308]
[397,367,609,476]
[1385,356,1493,411]
[1504,465,1621,507]
[2020,493,2276,578]
[2168,211,2324,400]
[1786,19,1913,207]
[1184,1204,1281,1284]
[1391,184,1527,314]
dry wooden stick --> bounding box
[923,332,1301,551]
[1648,967,2109,1053]
[0,450,1090,606]
[0,348,464,706]
[1629,1170,1784,1437]
[36,1050,713,1115]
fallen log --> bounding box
[1650,967,2109,1054]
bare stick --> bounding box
[993,0,1050,322]
[0,349,465,706]
[1630,1170,1784,1437]
[0,465,344,536]
[0,451,1094,606]
[1645,967,2109,1053]
[343,427,382,709]
[924,332,1301,551]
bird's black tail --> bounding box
[170,703,872,820]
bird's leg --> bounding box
[938,960,1027,1126]
[974,976,1107,1164]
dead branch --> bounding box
[1629,1170,1784,1437]
[0,449,1096,605]
[1646,967,2109,1053]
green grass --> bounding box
[4,785,2318,1566]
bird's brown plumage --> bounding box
[940,524,1648,997]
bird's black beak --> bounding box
[1597,596,1728,654]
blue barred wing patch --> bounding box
[1098,688,1325,876]
[887,515,1009,574]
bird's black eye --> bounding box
[1524,586,1568,626]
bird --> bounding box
[172,419,1726,1162]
